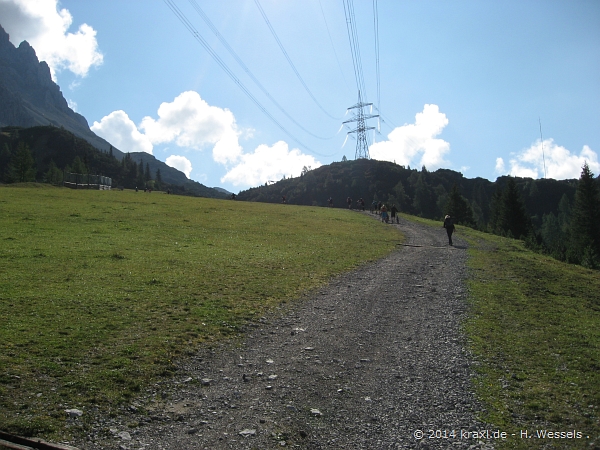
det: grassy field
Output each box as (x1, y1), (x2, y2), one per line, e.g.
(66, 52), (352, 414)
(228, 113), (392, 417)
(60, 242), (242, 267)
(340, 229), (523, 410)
(0, 185), (402, 439)
(402, 214), (600, 449)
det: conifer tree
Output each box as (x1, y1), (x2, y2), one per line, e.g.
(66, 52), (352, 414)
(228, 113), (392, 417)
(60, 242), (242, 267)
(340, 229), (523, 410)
(45, 160), (62, 185)
(412, 173), (437, 218)
(155, 169), (162, 190)
(72, 156), (87, 174)
(497, 177), (530, 239)
(444, 184), (475, 225)
(0, 143), (12, 182)
(136, 161), (146, 188)
(488, 189), (503, 232)
(570, 163), (600, 267)
(145, 162), (151, 181)
(10, 142), (36, 182)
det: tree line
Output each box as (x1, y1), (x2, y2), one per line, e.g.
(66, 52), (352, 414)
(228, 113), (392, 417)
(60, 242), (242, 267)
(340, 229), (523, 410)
(0, 126), (163, 190)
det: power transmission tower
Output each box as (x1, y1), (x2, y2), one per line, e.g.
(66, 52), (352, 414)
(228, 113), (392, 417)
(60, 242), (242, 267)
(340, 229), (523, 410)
(343, 91), (379, 159)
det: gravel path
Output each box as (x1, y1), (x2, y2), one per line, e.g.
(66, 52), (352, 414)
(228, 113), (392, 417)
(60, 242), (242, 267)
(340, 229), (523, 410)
(80, 215), (492, 449)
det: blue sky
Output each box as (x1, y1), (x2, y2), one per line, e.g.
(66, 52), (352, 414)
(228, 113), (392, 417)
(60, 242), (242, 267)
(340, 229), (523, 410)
(1, 0), (599, 192)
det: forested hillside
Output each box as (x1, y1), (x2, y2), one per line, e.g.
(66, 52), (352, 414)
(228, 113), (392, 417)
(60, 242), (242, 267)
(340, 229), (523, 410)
(0, 126), (228, 198)
(238, 159), (600, 268)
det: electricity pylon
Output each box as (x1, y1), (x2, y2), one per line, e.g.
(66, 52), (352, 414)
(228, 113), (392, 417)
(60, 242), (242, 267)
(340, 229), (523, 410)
(343, 91), (379, 160)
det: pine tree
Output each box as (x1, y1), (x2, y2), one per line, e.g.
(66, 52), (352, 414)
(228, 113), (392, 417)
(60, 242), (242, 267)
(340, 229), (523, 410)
(45, 160), (63, 185)
(72, 156), (87, 174)
(444, 184), (475, 225)
(412, 173), (437, 218)
(155, 169), (162, 190)
(145, 162), (151, 181)
(136, 161), (146, 188)
(0, 143), (12, 182)
(497, 177), (530, 239)
(10, 142), (36, 182)
(570, 163), (600, 267)
(557, 193), (571, 232)
(488, 189), (503, 232)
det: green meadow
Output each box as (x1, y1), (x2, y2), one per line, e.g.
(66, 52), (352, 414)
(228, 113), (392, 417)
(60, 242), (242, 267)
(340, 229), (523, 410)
(0, 185), (401, 438)
(1, 186), (598, 447)
(403, 214), (600, 449)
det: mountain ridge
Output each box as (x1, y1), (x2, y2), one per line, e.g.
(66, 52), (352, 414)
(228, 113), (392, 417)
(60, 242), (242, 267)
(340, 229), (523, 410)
(0, 24), (123, 156)
(0, 23), (227, 198)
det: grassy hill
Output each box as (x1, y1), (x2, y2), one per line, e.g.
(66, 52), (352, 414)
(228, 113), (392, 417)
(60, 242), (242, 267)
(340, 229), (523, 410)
(0, 184), (401, 438)
(0, 185), (597, 447)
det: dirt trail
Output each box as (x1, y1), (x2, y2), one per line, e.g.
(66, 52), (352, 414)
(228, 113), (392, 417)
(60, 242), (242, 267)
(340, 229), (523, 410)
(81, 215), (492, 449)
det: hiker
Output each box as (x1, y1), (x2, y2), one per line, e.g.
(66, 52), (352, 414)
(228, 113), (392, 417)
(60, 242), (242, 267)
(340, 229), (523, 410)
(328, 197), (333, 207)
(443, 215), (455, 246)
(282, 195), (286, 204)
(371, 200), (377, 214)
(347, 197), (352, 209)
(377, 201), (382, 215)
(359, 198), (365, 211)
(381, 204), (389, 222)
(390, 204), (399, 223)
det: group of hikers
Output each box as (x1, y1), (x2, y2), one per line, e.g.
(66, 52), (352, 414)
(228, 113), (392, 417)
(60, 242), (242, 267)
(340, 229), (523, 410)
(341, 196), (456, 246)
(284, 193), (456, 246)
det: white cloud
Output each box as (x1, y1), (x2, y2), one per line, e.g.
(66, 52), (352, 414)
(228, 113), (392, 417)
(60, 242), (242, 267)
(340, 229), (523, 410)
(496, 139), (599, 179)
(91, 110), (153, 154)
(369, 104), (450, 170)
(139, 91), (242, 164)
(495, 157), (505, 173)
(165, 155), (192, 179)
(0, 0), (103, 79)
(221, 141), (321, 186)
(91, 92), (320, 187)
(66, 98), (77, 112)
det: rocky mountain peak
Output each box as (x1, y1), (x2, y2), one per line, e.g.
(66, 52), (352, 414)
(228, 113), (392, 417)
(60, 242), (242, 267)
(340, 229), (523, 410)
(0, 23), (119, 154)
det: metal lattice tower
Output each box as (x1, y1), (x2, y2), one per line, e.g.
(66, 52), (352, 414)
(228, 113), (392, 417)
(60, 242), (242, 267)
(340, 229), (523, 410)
(343, 91), (379, 159)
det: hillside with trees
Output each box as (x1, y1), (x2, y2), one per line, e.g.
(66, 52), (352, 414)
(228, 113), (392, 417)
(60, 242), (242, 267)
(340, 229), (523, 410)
(238, 159), (599, 269)
(0, 126), (228, 199)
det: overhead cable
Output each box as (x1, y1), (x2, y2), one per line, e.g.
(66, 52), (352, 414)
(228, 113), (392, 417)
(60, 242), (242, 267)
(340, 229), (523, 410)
(343, 0), (367, 101)
(163, 0), (324, 156)
(186, 0), (335, 140)
(253, 0), (343, 120)
(318, 0), (351, 92)
(373, 0), (380, 117)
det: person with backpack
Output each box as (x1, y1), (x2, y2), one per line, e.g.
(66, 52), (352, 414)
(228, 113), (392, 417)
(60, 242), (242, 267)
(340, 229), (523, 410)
(443, 215), (455, 246)
(390, 204), (399, 224)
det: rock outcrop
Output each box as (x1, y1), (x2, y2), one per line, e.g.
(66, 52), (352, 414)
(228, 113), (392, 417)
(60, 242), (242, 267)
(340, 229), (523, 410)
(0, 24), (121, 156)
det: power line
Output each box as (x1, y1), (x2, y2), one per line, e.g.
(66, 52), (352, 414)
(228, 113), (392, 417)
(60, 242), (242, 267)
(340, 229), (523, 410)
(317, 0), (351, 92)
(343, 0), (378, 159)
(186, 0), (334, 140)
(164, 0), (335, 157)
(373, 0), (380, 116)
(253, 0), (342, 121)
(343, 0), (366, 99)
